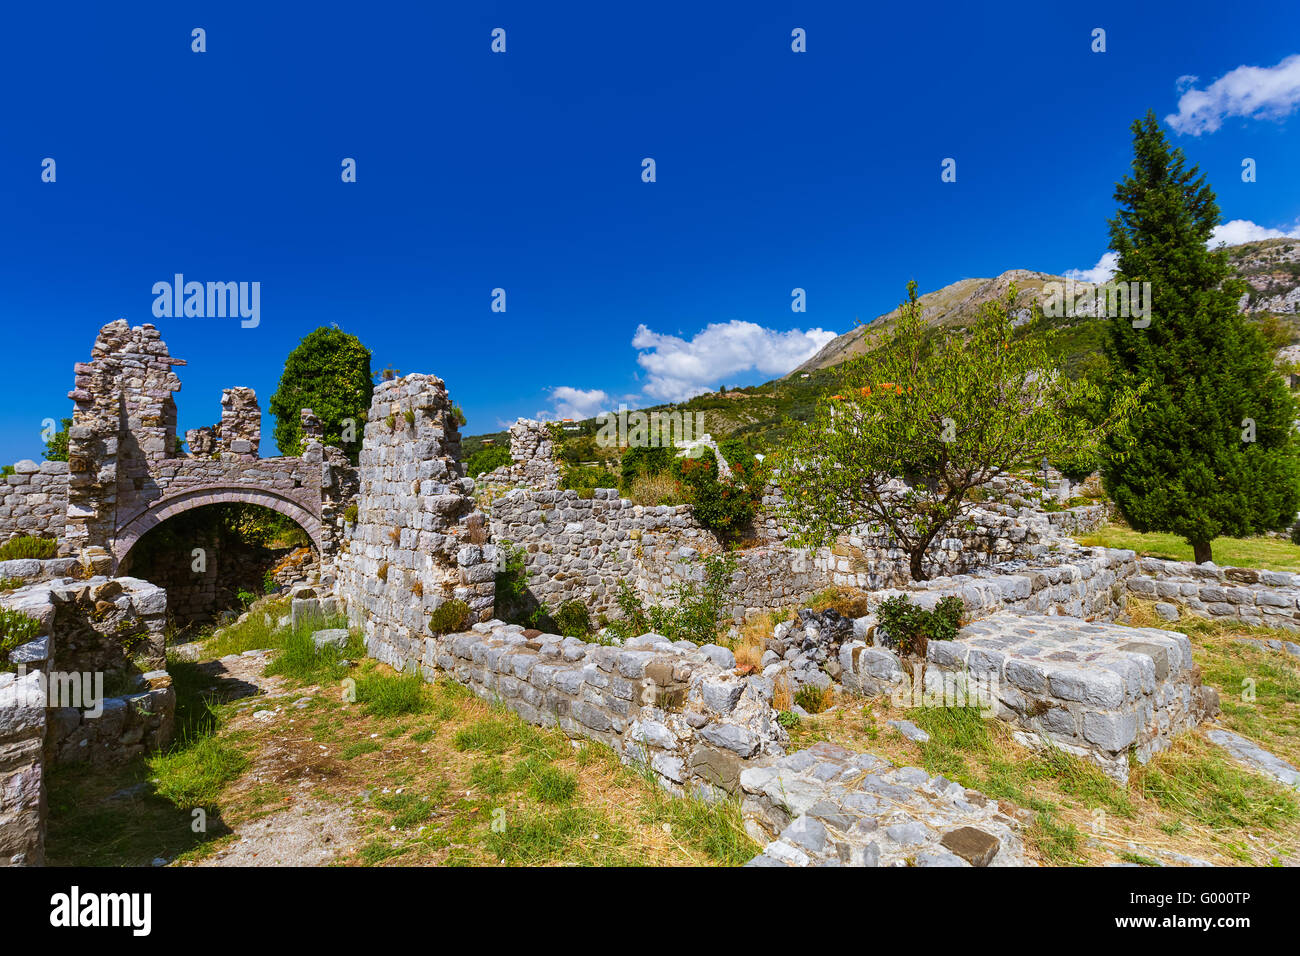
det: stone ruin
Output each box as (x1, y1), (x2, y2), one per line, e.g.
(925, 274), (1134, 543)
(333, 373), (496, 667)
(1, 320), (1289, 868)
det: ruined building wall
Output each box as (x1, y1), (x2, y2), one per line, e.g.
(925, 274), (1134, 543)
(336, 374), (496, 668)
(65, 321), (186, 555)
(477, 418), (561, 492)
(0, 460), (69, 543)
(61, 321), (358, 573)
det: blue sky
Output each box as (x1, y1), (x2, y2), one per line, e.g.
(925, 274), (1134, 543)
(2, 1), (1299, 462)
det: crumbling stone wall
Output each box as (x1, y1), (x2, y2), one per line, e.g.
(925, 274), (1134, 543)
(219, 387), (260, 459)
(1126, 557), (1300, 630)
(63, 321), (357, 574)
(0, 573), (174, 865)
(489, 482), (1113, 623)
(838, 610), (1218, 782)
(65, 321), (185, 556)
(337, 374), (496, 664)
(425, 622), (788, 795)
(0, 460), (68, 542)
(477, 418), (560, 491)
(0, 671), (45, 865)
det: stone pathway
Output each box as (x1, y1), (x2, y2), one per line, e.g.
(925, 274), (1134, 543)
(1205, 728), (1300, 790)
(191, 799), (358, 867)
(741, 741), (1030, 867)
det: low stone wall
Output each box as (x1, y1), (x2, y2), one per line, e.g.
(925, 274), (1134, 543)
(0, 556), (85, 585)
(491, 487), (1115, 624)
(839, 611), (1219, 781)
(0, 460), (68, 544)
(1125, 557), (1300, 630)
(865, 547), (1137, 622)
(742, 741), (1029, 867)
(0, 575), (175, 865)
(0, 670), (46, 865)
(390, 620), (788, 795)
(1, 576), (174, 767)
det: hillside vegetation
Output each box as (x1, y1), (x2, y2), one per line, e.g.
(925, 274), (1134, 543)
(465, 240), (1300, 458)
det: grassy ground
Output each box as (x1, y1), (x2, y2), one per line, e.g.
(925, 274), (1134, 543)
(46, 600), (756, 867)
(781, 599), (1300, 866)
(1076, 522), (1300, 571)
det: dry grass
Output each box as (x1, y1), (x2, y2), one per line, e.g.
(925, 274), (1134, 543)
(628, 471), (685, 507)
(808, 585), (872, 618)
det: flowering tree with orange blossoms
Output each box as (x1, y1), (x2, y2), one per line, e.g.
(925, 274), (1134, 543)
(777, 281), (1142, 581)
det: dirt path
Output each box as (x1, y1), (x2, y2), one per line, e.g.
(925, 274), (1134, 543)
(183, 648), (365, 867)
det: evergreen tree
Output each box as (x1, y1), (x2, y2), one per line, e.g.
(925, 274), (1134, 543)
(43, 417), (71, 462)
(269, 327), (373, 461)
(1100, 111), (1300, 563)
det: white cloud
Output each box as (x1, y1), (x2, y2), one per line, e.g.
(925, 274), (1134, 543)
(631, 320), (838, 402)
(1064, 251), (1118, 284)
(1166, 54), (1300, 135)
(1069, 220), (1300, 278)
(539, 386), (611, 421)
(1210, 218), (1300, 246)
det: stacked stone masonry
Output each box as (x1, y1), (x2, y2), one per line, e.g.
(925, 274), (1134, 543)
(0, 460), (68, 543)
(1, 573), (175, 866)
(742, 741), (1029, 866)
(839, 610), (1219, 781)
(336, 374), (496, 660)
(63, 321), (357, 571)
(394, 620), (788, 795)
(1126, 557), (1300, 631)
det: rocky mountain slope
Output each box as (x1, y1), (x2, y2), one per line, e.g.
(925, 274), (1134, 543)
(792, 238), (1300, 376)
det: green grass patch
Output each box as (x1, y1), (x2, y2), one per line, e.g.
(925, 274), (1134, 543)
(147, 735), (251, 807)
(1134, 743), (1300, 831)
(264, 617), (364, 685)
(342, 740), (382, 759)
(1076, 523), (1300, 572)
(199, 597), (291, 657)
(483, 805), (633, 866)
(356, 669), (429, 718)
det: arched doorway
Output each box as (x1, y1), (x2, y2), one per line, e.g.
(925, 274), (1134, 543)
(118, 500), (319, 626)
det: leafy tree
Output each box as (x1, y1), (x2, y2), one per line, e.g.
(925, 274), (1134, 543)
(270, 327), (373, 461)
(778, 282), (1138, 581)
(1100, 112), (1300, 564)
(43, 417), (71, 462)
(466, 445), (511, 477)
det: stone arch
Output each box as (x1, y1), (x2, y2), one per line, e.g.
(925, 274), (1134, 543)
(112, 485), (324, 570)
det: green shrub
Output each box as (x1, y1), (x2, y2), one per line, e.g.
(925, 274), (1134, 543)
(619, 446), (674, 495)
(875, 594), (965, 656)
(428, 599), (470, 635)
(673, 451), (764, 543)
(0, 607), (42, 671)
(560, 464), (617, 498)
(554, 600), (592, 639)
(466, 445), (511, 477)
(0, 536), (58, 561)
(607, 553), (736, 646)
(344, 503), (358, 524)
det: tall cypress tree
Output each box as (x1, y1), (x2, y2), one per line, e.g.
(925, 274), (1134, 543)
(1101, 111), (1300, 563)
